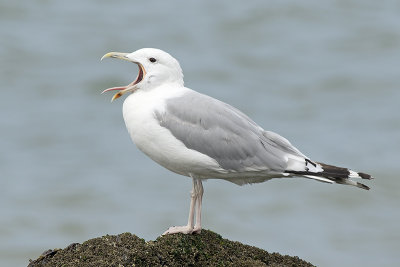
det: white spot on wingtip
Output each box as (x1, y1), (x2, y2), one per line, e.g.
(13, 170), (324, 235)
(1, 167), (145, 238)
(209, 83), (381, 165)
(349, 170), (361, 178)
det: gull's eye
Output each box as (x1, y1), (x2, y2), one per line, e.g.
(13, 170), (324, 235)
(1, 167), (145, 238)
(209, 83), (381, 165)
(149, 57), (157, 63)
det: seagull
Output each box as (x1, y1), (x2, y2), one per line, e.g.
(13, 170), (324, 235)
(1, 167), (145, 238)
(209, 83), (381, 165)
(101, 48), (372, 235)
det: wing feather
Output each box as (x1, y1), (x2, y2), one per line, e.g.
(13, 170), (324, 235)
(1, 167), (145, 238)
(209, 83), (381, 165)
(154, 90), (305, 174)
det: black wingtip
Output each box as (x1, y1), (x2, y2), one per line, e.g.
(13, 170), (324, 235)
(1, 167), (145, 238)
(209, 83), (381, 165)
(358, 172), (373, 180)
(356, 182), (370, 190)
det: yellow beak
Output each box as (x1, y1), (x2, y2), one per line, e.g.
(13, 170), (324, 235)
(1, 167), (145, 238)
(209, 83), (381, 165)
(101, 52), (145, 102)
(101, 52), (130, 61)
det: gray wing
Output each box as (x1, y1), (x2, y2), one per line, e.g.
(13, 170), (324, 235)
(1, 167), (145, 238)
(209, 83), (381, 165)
(154, 90), (305, 173)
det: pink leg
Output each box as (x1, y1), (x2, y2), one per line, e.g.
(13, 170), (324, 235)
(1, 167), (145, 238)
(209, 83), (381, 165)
(193, 179), (203, 233)
(163, 177), (203, 235)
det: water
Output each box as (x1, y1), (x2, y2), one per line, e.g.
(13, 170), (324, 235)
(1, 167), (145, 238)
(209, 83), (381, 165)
(1, 1), (399, 266)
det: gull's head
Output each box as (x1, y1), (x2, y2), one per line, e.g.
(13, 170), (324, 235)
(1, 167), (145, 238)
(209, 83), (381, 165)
(101, 48), (184, 101)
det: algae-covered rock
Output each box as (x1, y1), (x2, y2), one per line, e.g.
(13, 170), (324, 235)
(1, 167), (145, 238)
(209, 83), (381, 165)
(28, 230), (314, 267)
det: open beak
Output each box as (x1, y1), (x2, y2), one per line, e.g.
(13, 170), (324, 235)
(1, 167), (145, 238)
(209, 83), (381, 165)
(101, 52), (146, 102)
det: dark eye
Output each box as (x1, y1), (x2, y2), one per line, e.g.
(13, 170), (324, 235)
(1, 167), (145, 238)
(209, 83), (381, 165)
(149, 57), (156, 63)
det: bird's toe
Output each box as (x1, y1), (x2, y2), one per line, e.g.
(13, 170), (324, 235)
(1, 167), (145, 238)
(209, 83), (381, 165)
(162, 225), (194, 235)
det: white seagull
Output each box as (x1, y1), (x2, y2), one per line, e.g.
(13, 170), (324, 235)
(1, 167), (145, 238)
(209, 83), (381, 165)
(101, 48), (372, 235)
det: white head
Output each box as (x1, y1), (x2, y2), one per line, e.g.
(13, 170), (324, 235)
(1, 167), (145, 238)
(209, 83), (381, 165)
(101, 48), (184, 101)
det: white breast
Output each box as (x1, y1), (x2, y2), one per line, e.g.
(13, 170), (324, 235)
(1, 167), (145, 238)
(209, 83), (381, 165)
(122, 85), (223, 178)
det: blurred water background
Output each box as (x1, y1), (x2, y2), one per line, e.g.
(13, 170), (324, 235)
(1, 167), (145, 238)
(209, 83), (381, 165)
(1, 1), (399, 266)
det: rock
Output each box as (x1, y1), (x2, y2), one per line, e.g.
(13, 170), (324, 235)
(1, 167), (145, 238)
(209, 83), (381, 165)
(28, 230), (314, 267)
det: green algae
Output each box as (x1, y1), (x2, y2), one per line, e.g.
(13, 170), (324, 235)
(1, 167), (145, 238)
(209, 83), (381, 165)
(28, 230), (314, 267)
